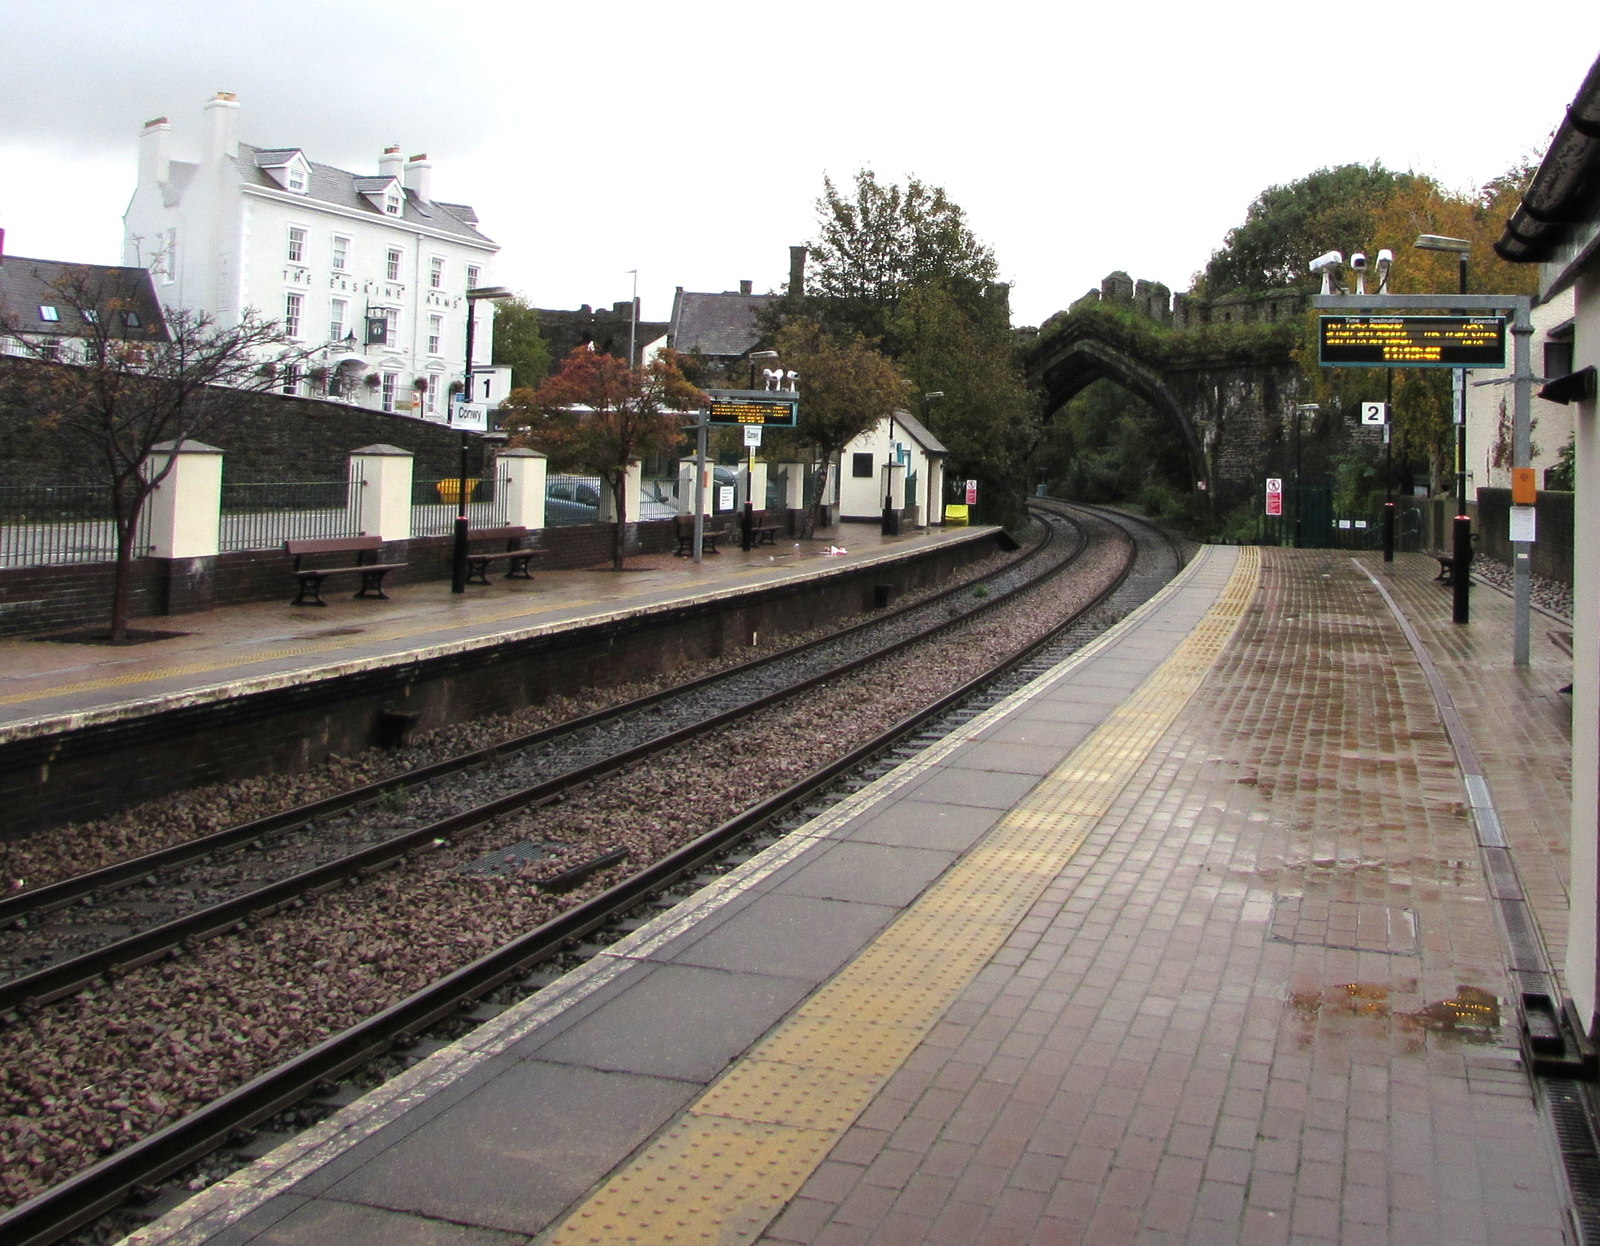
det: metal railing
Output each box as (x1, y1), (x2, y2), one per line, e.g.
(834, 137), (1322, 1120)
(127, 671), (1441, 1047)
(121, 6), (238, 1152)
(219, 477), (362, 552)
(412, 473), (509, 535)
(0, 484), (152, 569)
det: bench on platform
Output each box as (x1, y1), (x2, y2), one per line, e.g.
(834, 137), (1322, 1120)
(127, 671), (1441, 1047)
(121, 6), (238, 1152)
(674, 514), (728, 556)
(285, 536), (406, 606)
(464, 526), (546, 584)
(744, 508), (782, 546)
(1429, 551), (1472, 586)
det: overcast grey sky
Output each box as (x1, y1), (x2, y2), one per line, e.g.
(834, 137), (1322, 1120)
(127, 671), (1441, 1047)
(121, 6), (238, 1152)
(3, 1), (1596, 328)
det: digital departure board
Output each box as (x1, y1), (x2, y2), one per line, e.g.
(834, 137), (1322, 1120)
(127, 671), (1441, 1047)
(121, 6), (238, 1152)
(705, 396), (798, 427)
(1319, 316), (1506, 368)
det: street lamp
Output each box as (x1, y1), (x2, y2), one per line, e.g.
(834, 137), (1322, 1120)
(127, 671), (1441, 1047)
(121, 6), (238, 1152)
(1414, 233), (1472, 623)
(452, 285), (512, 593)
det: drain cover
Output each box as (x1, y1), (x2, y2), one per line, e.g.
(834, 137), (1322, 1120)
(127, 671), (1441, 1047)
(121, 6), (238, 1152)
(459, 840), (560, 877)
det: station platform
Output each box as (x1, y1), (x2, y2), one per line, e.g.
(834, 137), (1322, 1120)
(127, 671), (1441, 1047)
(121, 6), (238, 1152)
(115, 545), (1579, 1246)
(0, 522), (982, 742)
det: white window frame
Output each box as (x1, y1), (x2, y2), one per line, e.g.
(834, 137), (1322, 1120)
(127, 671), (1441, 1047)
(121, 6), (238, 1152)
(383, 307), (400, 348)
(427, 314), (443, 355)
(331, 234), (350, 272)
(429, 256), (445, 289)
(287, 164), (307, 193)
(466, 264), (481, 290)
(386, 248), (403, 282)
(38, 305), (59, 322)
(384, 190), (402, 216)
(281, 363), (301, 396)
(285, 292), (303, 339)
(380, 371), (398, 411)
(329, 297), (348, 342)
(287, 225), (307, 264)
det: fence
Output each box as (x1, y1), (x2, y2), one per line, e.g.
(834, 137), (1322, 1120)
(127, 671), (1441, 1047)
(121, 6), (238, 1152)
(412, 472), (510, 535)
(219, 474), (363, 552)
(0, 483), (152, 569)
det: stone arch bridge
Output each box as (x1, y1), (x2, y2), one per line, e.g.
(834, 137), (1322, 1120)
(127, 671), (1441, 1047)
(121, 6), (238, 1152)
(1023, 299), (1309, 511)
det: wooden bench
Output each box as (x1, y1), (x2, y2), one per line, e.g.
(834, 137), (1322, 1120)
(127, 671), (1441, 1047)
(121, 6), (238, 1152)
(745, 508), (782, 546)
(464, 525), (547, 584)
(674, 514), (728, 556)
(285, 536), (406, 606)
(1429, 551), (1472, 585)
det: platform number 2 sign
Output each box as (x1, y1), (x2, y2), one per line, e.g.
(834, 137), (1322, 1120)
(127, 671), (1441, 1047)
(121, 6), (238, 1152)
(1361, 402), (1389, 426)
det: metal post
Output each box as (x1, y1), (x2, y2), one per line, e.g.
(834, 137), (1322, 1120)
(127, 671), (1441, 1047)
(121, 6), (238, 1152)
(1452, 251), (1471, 625)
(1382, 370), (1395, 562)
(742, 442), (755, 551)
(882, 415), (896, 536)
(692, 409), (707, 565)
(1511, 306), (1534, 664)
(452, 301), (477, 594)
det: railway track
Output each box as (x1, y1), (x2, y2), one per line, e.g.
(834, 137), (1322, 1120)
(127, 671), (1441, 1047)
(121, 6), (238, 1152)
(0, 502), (1181, 1246)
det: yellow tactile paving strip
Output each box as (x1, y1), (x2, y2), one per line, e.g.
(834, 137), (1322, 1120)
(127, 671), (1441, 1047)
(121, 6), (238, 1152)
(548, 549), (1260, 1245)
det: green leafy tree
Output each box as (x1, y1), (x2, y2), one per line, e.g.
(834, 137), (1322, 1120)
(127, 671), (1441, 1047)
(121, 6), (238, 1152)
(806, 170), (999, 345)
(1198, 163), (1420, 295)
(500, 347), (701, 569)
(889, 282), (1036, 528)
(0, 265), (299, 642)
(773, 319), (905, 537)
(491, 296), (552, 391)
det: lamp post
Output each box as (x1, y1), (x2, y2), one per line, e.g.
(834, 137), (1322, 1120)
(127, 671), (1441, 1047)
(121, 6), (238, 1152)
(626, 269), (638, 367)
(1414, 233), (1472, 623)
(452, 285), (512, 593)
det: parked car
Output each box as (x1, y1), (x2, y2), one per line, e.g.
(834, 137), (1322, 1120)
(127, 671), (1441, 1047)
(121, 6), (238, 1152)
(545, 477), (675, 526)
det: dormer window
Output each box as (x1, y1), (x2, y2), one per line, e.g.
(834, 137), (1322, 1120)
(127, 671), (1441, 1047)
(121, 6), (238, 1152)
(258, 150), (312, 195)
(385, 190), (402, 216)
(38, 305), (60, 322)
(123, 311), (142, 329)
(82, 309), (99, 324)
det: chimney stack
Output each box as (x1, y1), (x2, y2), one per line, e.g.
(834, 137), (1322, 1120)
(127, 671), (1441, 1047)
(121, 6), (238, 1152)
(140, 116), (172, 187)
(379, 145), (404, 182)
(403, 152), (432, 202)
(789, 245), (807, 298)
(739, 280), (753, 295)
(204, 91), (239, 160)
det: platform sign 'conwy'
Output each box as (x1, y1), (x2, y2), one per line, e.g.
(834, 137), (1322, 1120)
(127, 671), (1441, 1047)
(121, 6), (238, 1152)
(1319, 316), (1506, 368)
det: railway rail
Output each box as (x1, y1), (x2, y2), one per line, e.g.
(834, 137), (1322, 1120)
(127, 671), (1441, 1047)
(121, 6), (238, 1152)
(0, 501), (1183, 1246)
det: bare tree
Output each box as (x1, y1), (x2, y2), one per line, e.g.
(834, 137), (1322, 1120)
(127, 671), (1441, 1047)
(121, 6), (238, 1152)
(0, 264), (301, 641)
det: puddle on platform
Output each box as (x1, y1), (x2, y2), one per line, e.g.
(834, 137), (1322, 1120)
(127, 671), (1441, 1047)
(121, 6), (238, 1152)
(1288, 982), (1501, 1048)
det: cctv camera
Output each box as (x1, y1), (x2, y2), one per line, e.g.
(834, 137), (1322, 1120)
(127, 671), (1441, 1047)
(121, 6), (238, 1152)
(1308, 250), (1343, 273)
(1350, 252), (1368, 270)
(1375, 249), (1393, 268)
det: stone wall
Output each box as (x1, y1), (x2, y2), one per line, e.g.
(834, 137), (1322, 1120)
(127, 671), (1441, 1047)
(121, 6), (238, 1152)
(0, 357), (492, 485)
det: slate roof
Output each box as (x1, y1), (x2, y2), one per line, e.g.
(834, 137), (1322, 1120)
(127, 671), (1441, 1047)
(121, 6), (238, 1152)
(232, 143), (495, 246)
(669, 289), (779, 359)
(892, 407), (948, 456)
(0, 256), (168, 340)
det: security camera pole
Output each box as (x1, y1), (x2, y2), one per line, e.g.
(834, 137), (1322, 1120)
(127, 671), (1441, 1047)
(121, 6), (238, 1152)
(1314, 282), (1535, 656)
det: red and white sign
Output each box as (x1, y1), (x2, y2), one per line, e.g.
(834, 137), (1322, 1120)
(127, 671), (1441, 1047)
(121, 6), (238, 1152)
(1265, 477), (1283, 517)
(964, 479), (978, 505)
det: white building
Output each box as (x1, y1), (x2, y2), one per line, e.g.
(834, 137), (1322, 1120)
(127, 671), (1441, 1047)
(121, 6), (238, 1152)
(123, 92), (504, 418)
(836, 409), (948, 528)
(1464, 290), (1576, 490)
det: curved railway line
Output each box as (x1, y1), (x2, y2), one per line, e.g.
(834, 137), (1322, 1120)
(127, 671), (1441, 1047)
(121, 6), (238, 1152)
(0, 501), (1185, 1246)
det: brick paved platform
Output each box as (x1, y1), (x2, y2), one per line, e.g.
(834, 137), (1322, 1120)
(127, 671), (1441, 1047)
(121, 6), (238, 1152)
(120, 548), (1581, 1246)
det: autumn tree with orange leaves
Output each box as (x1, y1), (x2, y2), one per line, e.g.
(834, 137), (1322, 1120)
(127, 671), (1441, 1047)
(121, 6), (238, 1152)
(500, 347), (703, 568)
